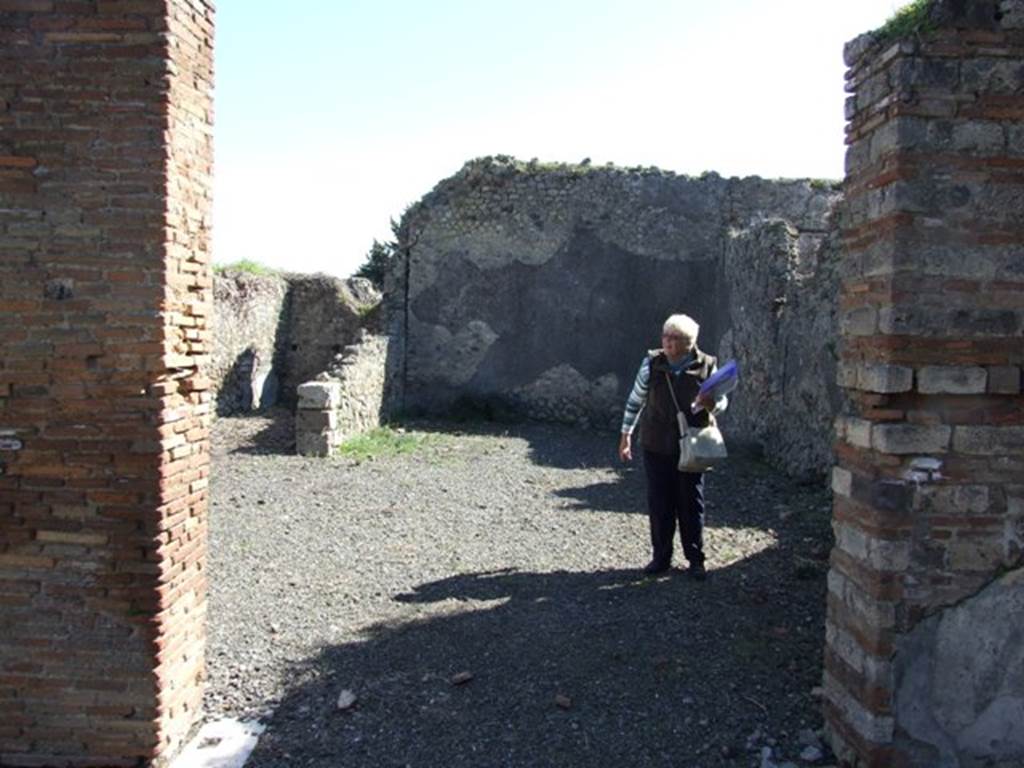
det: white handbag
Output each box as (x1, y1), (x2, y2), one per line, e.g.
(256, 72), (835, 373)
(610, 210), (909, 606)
(665, 373), (728, 472)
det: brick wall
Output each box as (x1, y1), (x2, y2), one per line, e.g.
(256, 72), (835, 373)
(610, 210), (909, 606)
(0, 1), (213, 765)
(827, 1), (1023, 765)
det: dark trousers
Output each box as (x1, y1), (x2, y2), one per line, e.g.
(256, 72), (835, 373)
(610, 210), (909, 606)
(643, 449), (705, 567)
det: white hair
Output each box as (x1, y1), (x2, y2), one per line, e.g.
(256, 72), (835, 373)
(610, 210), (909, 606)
(663, 314), (699, 347)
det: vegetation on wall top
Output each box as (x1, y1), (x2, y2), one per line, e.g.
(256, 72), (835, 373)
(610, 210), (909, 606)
(873, 0), (936, 43)
(213, 259), (277, 276)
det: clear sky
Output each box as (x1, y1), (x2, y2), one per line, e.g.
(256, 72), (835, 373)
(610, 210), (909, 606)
(212, 1), (906, 278)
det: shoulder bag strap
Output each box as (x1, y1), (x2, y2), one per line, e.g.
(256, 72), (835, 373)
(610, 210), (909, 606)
(664, 372), (688, 436)
(664, 371), (717, 430)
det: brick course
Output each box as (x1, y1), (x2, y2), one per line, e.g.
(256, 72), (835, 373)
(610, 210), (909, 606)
(0, 1), (213, 765)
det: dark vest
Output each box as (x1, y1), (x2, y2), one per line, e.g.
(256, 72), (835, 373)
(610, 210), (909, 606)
(638, 349), (717, 455)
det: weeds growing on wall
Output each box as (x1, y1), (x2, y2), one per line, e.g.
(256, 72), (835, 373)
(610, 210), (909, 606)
(213, 259), (277, 276)
(336, 427), (431, 461)
(874, 0), (935, 43)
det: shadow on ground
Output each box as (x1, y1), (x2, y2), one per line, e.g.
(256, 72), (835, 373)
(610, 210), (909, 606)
(240, 422), (833, 768)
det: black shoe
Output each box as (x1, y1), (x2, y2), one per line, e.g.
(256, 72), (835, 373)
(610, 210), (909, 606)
(642, 560), (671, 576)
(688, 562), (707, 581)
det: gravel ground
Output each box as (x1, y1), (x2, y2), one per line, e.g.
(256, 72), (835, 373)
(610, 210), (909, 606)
(205, 409), (836, 768)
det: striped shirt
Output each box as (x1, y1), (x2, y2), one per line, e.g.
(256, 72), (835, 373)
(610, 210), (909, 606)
(620, 353), (728, 434)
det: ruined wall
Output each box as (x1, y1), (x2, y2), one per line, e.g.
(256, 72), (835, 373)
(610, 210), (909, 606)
(720, 219), (845, 479)
(280, 275), (380, 406)
(0, 1), (213, 765)
(212, 271), (289, 414)
(210, 272), (380, 416)
(295, 330), (390, 456)
(826, 2), (1024, 765)
(389, 157), (841, 475)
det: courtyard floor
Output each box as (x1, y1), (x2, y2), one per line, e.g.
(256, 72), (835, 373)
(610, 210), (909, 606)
(204, 409), (835, 768)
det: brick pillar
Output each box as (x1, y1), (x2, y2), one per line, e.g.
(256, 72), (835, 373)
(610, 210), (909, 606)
(827, 2), (1023, 766)
(0, 1), (213, 765)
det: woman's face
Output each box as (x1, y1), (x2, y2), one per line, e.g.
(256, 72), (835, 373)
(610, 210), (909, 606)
(661, 330), (692, 361)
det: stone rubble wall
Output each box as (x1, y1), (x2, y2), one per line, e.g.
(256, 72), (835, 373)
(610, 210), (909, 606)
(825, 2), (1024, 765)
(212, 271), (290, 414)
(210, 272), (381, 418)
(719, 219), (844, 480)
(387, 157), (842, 477)
(295, 332), (390, 457)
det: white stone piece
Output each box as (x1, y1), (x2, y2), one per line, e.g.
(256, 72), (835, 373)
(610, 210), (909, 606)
(170, 718), (266, 768)
(297, 381), (342, 409)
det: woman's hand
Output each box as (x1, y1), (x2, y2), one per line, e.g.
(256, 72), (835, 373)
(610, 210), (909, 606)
(618, 433), (633, 462)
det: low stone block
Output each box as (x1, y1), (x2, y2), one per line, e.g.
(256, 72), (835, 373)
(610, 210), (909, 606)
(871, 424), (951, 454)
(296, 430), (331, 458)
(297, 380), (342, 410)
(296, 409), (337, 432)
(859, 364), (913, 393)
(988, 366), (1021, 395)
(917, 366), (987, 395)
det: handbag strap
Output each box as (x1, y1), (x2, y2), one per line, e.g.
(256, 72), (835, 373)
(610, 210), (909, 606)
(664, 372), (684, 416)
(663, 371), (716, 430)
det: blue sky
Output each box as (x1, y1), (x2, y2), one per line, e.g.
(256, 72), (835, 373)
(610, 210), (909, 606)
(213, 1), (907, 277)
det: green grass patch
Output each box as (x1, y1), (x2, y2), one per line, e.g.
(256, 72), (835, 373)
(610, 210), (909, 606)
(874, 0), (935, 43)
(337, 427), (430, 461)
(213, 259), (277, 276)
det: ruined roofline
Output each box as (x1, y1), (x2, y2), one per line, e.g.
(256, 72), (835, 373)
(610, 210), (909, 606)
(444, 153), (841, 187)
(396, 153), (842, 240)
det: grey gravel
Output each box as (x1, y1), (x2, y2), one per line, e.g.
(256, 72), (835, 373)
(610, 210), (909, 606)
(204, 409), (836, 767)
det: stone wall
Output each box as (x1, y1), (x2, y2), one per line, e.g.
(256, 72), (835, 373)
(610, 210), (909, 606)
(720, 219), (844, 479)
(281, 275), (380, 407)
(210, 272), (380, 416)
(387, 157), (842, 476)
(294, 330), (390, 457)
(0, 1), (213, 765)
(825, 2), (1024, 765)
(212, 271), (289, 414)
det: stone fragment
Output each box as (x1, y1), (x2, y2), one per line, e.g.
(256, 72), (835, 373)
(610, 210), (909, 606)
(336, 689), (357, 711)
(800, 744), (824, 763)
(554, 693), (572, 710)
(450, 671), (473, 686)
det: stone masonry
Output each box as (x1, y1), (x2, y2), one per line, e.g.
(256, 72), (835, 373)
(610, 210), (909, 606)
(295, 330), (390, 457)
(211, 271), (380, 417)
(388, 157), (842, 476)
(211, 270), (289, 414)
(0, 2), (213, 765)
(826, 2), (1024, 765)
